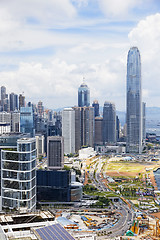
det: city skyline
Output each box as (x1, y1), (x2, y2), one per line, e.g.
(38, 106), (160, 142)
(0, 1), (160, 110)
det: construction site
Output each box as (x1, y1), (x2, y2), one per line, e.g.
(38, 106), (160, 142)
(0, 209), (160, 239)
(125, 212), (160, 240)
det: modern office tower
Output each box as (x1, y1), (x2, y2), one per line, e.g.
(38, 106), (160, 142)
(72, 107), (81, 152)
(78, 81), (90, 107)
(116, 116), (120, 142)
(142, 102), (146, 142)
(73, 106), (94, 150)
(92, 100), (99, 117)
(20, 106), (35, 137)
(1, 86), (6, 111)
(94, 117), (103, 145)
(9, 93), (18, 112)
(3, 98), (10, 112)
(1, 138), (36, 211)
(62, 108), (75, 154)
(47, 136), (64, 170)
(35, 134), (45, 157)
(37, 170), (71, 202)
(0, 112), (11, 123)
(37, 100), (44, 118)
(19, 94), (25, 110)
(11, 111), (20, 132)
(82, 107), (95, 147)
(48, 110), (53, 122)
(0, 133), (30, 197)
(103, 101), (116, 144)
(126, 47), (142, 153)
(0, 112), (11, 134)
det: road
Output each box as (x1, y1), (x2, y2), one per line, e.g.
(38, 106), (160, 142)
(86, 156), (135, 238)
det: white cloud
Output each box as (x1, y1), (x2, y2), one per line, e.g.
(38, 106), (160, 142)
(1, 0), (76, 24)
(71, 0), (88, 8)
(0, 56), (126, 110)
(98, 0), (144, 17)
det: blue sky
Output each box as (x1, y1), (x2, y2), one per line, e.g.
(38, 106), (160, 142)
(0, 0), (160, 110)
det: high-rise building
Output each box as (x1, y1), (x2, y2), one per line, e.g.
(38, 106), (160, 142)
(1, 138), (36, 211)
(82, 107), (95, 147)
(37, 100), (44, 118)
(72, 107), (82, 152)
(103, 101), (116, 144)
(0, 112), (11, 134)
(9, 93), (18, 112)
(78, 82), (90, 107)
(0, 112), (11, 123)
(48, 110), (53, 122)
(37, 170), (71, 202)
(126, 47), (142, 153)
(19, 94), (25, 110)
(1, 86), (6, 111)
(62, 108), (75, 154)
(95, 117), (103, 145)
(92, 100), (99, 117)
(47, 136), (64, 170)
(35, 134), (45, 157)
(20, 106), (35, 137)
(72, 106), (94, 150)
(142, 102), (146, 142)
(116, 116), (120, 142)
(11, 111), (20, 132)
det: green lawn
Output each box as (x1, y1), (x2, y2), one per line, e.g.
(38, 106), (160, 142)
(105, 162), (145, 173)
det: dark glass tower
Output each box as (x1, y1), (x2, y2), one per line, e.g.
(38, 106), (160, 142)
(10, 93), (18, 111)
(92, 100), (99, 117)
(103, 101), (116, 144)
(126, 47), (142, 153)
(20, 106), (35, 137)
(78, 82), (90, 107)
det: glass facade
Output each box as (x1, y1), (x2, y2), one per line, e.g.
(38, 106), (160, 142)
(1, 138), (36, 211)
(78, 83), (90, 107)
(20, 107), (35, 137)
(37, 170), (71, 202)
(126, 47), (142, 153)
(103, 102), (116, 143)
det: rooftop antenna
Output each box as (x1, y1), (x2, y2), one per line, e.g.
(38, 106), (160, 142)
(83, 76), (85, 83)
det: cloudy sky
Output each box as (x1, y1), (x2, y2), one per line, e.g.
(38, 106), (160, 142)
(0, 0), (160, 110)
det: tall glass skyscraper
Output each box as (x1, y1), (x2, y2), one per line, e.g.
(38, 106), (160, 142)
(20, 106), (35, 137)
(78, 82), (90, 107)
(103, 101), (116, 144)
(126, 47), (142, 153)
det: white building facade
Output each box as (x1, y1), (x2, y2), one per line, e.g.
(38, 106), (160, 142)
(62, 108), (75, 154)
(35, 134), (45, 157)
(1, 138), (36, 211)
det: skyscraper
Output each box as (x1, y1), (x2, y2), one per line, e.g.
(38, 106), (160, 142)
(92, 100), (99, 117)
(72, 106), (95, 151)
(47, 136), (64, 170)
(142, 102), (146, 142)
(1, 86), (6, 111)
(10, 93), (18, 111)
(95, 116), (103, 145)
(62, 108), (75, 154)
(126, 47), (142, 153)
(78, 81), (90, 107)
(1, 138), (36, 211)
(20, 106), (35, 137)
(19, 93), (25, 110)
(37, 100), (44, 118)
(103, 101), (116, 144)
